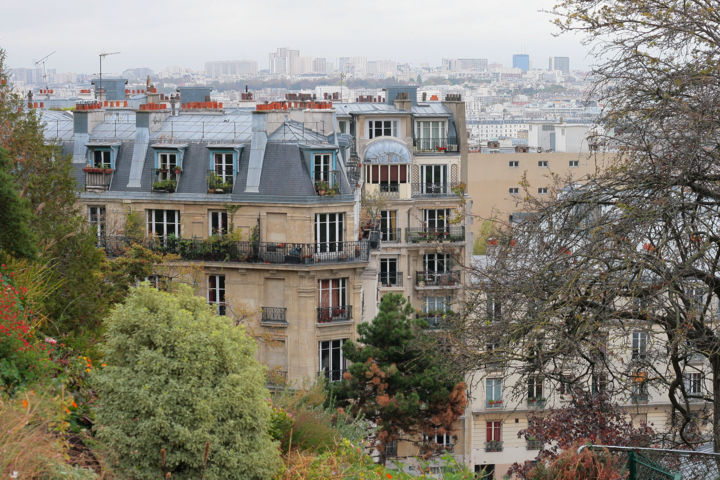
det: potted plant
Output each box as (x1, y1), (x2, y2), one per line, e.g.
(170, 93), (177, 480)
(173, 165), (183, 175)
(315, 180), (329, 195)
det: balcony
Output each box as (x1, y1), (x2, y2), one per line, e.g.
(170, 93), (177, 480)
(486, 399), (504, 409)
(146, 237), (369, 265)
(411, 182), (460, 197)
(377, 183), (400, 199)
(320, 368), (346, 382)
(151, 168), (179, 193)
(267, 369), (288, 387)
(379, 271), (403, 288)
(526, 439), (544, 450)
(317, 305), (352, 324)
(83, 167), (113, 191)
(261, 307), (287, 326)
(526, 397), (546, 409)
(207, 170), (234, 194)
(413, 137), (460, 154)
(631, 392), (649, 404)
(314, 171), (340, 196)
(380, 228), (401, 243)
(485, 440), (503, 453)
(416, 271), (461, 288)
(406, 227), (464, 244)
(418, 311), (451, 329)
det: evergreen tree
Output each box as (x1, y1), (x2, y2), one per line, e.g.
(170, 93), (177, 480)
(93, 284), (282, 480)
(0, 147), (36, 259)
(333, 293), (466, 464)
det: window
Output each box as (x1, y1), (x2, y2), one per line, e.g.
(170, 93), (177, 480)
(208, 274), (226, 315)
(486, 378), (502, 407)
(385, 439), (398, 457)
(368, 119), (398, 139)
(313, 153), (332, 184)
(420, 164), (448, 194)
(538, 160), (548, 167)
(632, 332), (648, 360)
(424, 432), (452, 449)
(423, 296), (451, 327)
(157, 152), (177, 181)
(424, 252), (450, 276)
(338, 120), (348, 134)
(509, 160), (519, 167)
(509, 187), (519, 195)
(319, 339), (346, 381)
(380, 258), (399, 287)
(423, 209), (451, 232)
(147, 210), (180, 240)
(569, 160), (579, 167)
(415, 120), (446, 151)
(212, 151), (234, 184)
(486, 295), (501, 322)
(144, 275), (168, 290)
(318, 278), (348, 322)
(527, 376), (543, 401)
(88, 206), (106, 246)
(591, 373), (608, 394)
(486, 421), (502, 449)
(92, 149), (111, 168)
(685, 372), (702, 395)
(209, 210), (228, 236)
(315, 213), (344, 253)
(379, 210), (397, 241)
(538, 187), (548, 194)
(631, 370), (649, 400)
(365, 164), (408, 190)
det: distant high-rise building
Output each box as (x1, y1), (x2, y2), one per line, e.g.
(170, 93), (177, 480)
(338, 57), (367, 76)
(205, 61), (258, 78)
(451, 58), (488, 72)
(269, 48), (300, 75)
(367, 60), (398, 78)
(512, 54), (530, 72)
(549, 56), (570, 74)
(312, 57), (327, 75)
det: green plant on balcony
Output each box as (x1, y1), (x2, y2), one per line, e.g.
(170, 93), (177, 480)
(315, 180), (339, 196)
(152, 178), (177, 192)
(207, 172), (232, 193)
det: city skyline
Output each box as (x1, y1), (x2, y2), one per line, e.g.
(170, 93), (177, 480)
(1, 0), (590, 74)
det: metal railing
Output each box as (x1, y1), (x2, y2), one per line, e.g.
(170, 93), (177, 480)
(314, 170), (340, 196)
(267, 370), (288, 386)
(486, 399), (504, 409)
(261, 307), (287, 324)
(411, 182), (460, 197)
(84, 170), (113, 191)
(415, 271), (461, 287)
(151, 168), (179, 192)
(526, 397), (546, 409)
(379, 271), (403, 288)
(380, 228), (401, 243)
(527, 439), (544, 450)
(631, 392), (649, 404)
(406, 227), (465, 243)
(317, 305), (352, 323)
(413, 137), (460, 153)
(144, 237), (369, 265)
(418, 312), (449, 329)
(320, 368), (346, 383)
(207, 169), (234, 193)
(485, 440), (503, 452)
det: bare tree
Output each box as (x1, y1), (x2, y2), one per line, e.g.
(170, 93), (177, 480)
(457, 0), (720, 452)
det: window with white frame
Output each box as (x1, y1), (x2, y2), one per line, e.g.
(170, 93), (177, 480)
(486, 378), (502, 406)
(509, 187), (519, 195)
(486, 421), (502, 442)
(423, 208), (450, 232)
(538, 187), (548, 194)
(379, 210), (397, 241)
(509, 160), (519, 167)
(486, 294), (501, 321)
(379, 258), (399, 287)
(423, 296), (452, 327)
(147, 210), (180, 239)
(338, 120), (348, 134)
(368, 119), (398, 139)
(569, 160), (579, 167)
(92, 149), (111, 168)
(632, 370), (649, 398)
(415, 120), (446, 151)
(313, 153), (332, 184)
(157, 152), (177, 181)
(538, 160), (548, 167)
(527, 376), (543, 401)
(209, 210), (228, 236)
(143, 275), (168, 290)
(424, 431), (453, 449)
(318, 278), (347, 322)
(591, 372), (608, 394)
(365, 164), (408, 191)
(319, 339), (346, 381)
(208, 274), (226, 316)
(315, 213), (344, 253)
(212, 151), (234, 184)
(88, 206), (105, 245)
(632, 331), (648, 360)
(685, 371), (703, 395)
(424, 253), (449, 276)
(420, 164), (449, 194)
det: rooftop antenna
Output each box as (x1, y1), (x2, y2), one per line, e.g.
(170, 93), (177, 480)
(339, 72), (345, 103)
(98, 51), (120, 101)
(34, 51), (55, 92)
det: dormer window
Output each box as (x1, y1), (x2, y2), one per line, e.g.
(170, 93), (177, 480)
(207, 148), (238, 194)
(368, 119), (398, 139)
(93, 149), (112, 169)
(213, 152), (234, 184)
(314, 153), (332, 183)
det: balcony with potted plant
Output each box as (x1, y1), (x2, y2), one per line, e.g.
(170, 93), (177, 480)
(526, 396), (546, 409)
(486, 398), (504, 409)
(485, 440), (503, 452)
(83, 164), (114, 191)
(207, 171), (234, 194)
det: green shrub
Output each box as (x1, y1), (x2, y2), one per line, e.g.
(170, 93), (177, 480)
(92, 284), (282, 480)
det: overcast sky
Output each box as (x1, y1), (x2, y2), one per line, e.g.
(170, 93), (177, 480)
(1, 0), (591, 74)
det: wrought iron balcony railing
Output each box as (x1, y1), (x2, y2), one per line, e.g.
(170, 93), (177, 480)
(411, 182), (460, 197)
(486, 399), (504, 409)
(378, 271), (403, 288)
(317, 305), (352, 324)
(151, 168), (179, 192)
(526, 397), (546, 409)
(415, 271), (461, 287)
(526, 439), (544, 450)
(485, 440), (503, 452)
(406, 227), (465, 243)
(207, 169), (234, 193)
(413, 137), (460, 153)
(261, 306), (287, 324)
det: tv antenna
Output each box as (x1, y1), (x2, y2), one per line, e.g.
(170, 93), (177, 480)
(34, 51), (55, 92)
(98, 51), (120, 101)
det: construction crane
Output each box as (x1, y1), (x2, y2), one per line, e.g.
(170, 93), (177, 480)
(98, 51), (120, 101)
(34, 51), (55, 93)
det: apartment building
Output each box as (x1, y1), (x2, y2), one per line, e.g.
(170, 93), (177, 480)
(40, 85), (472, 400)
